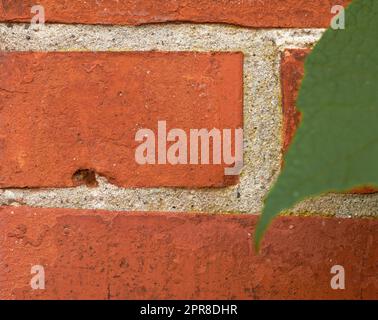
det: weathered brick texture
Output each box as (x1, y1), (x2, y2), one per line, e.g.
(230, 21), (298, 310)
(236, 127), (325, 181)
(0, 0), (376, 301)
(0, 51), (242, 188)
(0, 0), (350, 27)
(0, 206), (376, 300)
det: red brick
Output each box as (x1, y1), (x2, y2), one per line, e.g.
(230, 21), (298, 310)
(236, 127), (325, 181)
(281, 49), (377, 194)
(281, 49), (310, 154)
(1, 0), (351, 28)
(361, 230), (378, 299)
(0, 51), (243, 188)
(0, 206), (376, 300)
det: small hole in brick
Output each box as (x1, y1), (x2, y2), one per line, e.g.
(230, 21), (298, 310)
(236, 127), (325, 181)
(72, 169), (98, 188)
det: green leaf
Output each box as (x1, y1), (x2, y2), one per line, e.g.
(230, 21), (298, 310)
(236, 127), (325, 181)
(255, 0), (378, 249)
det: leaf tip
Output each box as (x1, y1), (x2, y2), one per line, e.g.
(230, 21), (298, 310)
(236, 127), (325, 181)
(254, 215), (270, 254)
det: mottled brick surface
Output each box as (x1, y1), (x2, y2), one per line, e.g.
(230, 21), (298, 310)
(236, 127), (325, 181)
(0, 51), (243, 188)
(0, 0), (351, 27)
(0, 206), (376, 300)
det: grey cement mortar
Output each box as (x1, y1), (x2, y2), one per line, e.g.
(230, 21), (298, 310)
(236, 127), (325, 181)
(0, 23), (377, 218)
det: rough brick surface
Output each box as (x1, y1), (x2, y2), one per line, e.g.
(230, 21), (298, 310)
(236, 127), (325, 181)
(0, 51), (243, 188)
(281, 49), (377, 194)
(0, 0), (351, 28)
(281, 49), (310, 154)
(0, 206), (376, 300)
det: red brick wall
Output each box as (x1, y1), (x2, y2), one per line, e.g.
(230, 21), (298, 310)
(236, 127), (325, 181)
(0, 0), (376, 300)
